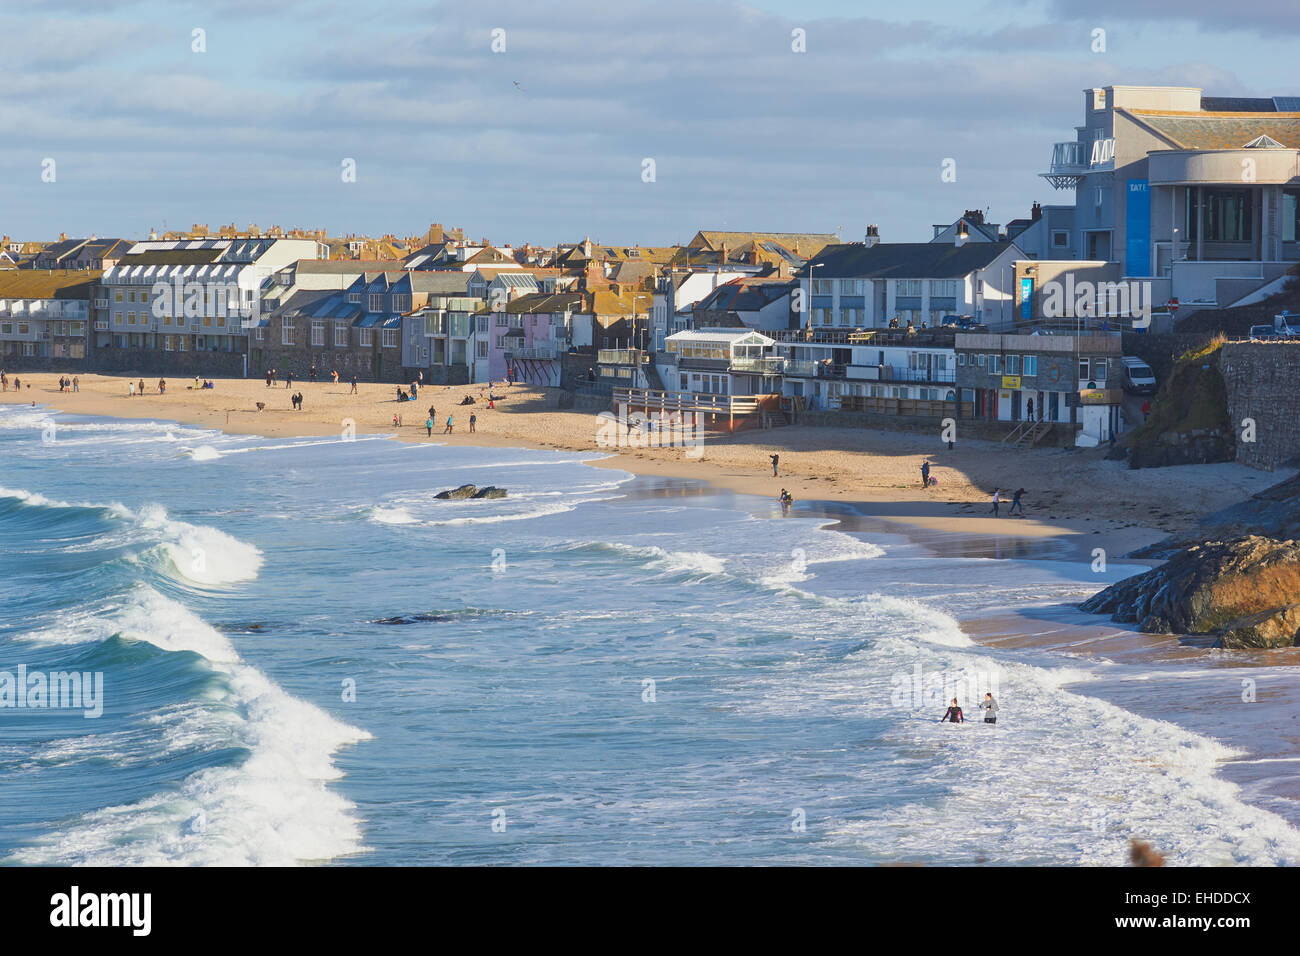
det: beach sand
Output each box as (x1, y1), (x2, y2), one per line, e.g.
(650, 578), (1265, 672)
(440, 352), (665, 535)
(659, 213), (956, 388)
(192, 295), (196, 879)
(7, 372), (1288, 555)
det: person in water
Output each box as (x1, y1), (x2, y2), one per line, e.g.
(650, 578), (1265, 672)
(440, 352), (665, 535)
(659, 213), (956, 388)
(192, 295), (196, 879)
(980, 692), (999, 724)
(940, 698), (964, 723)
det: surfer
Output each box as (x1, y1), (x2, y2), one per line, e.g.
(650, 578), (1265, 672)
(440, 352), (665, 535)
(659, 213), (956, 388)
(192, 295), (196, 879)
(940, 698), (964, 723)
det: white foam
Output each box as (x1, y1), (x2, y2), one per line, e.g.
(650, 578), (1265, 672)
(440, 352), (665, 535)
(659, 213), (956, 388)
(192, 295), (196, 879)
(369, 506), (418, 526)
(10, 587), (371, 866)
(189, 445), (222, 461)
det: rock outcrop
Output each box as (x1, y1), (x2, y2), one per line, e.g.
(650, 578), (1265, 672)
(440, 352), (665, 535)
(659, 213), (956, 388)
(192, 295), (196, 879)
(1080, 536), (1300, 648)
(433, 484), (507, 500)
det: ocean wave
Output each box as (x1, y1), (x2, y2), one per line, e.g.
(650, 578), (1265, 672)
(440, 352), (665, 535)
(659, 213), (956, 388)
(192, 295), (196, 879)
(9, 587), (371, 866)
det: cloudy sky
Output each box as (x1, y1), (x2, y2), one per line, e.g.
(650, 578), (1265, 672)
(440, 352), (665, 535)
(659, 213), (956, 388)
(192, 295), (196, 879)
(3, 0), (1297, 247)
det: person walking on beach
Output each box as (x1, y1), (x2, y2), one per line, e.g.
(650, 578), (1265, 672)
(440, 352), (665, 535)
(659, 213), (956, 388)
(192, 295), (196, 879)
(428, 405), (436, 423)
(138, 379), (145, 396)
(159, 378), (166, 395)
(1009, 488), (1025, 516)
(128, 380), (136, 397)
(350, 375), (358, 395)
(265, 370), (272, 387)
(444, 415), (453, 434)
(72, 376), (79, 393)
(940, 698), (965, 723)
(989, 488), (1001, 517)
(770, 453), (779, 478)
(332, 369), (339, 384)
(425, 417), (434, 437)
(285, 371), (293, 389)
(310, 364), (318, 383)
(920, 460), (931, 489)
(980, 692), (999, 724)
(469, 412), (476, 433)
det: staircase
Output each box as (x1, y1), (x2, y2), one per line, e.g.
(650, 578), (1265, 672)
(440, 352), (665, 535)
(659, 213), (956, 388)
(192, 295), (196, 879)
(1002, 420), (1052, 448)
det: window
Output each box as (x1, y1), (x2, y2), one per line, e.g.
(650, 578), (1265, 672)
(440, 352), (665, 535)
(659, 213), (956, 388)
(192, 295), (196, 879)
(1022, 355), (1037, 377)
(1284, 190), (1300, 242)
(476, 340), (489, 358)
(391, 294), (410, 312)
(812, 279), (833, 295)
(347, 293), (361, 304)
(976, 353), (986, 367)
(163, 335), (174, 351)
(1005, 354), (1020, 375)
(17, 322), (29, 335)
(282, 320), (295, 346)
(839, 280), (861, 294)
(178, 335), (188, 352)
(114, 290), (123, 303)
(335, 323), (348, 347)
(1078, 357), (1090, 381)
(126, 312), (135, 325)
(494, 314), (508, 327)
(254, 328), (265, 342)
(1186, 188), (1253, 242)
(1052, 231), (1069, 248)
(929, 280), (958, 297)
(495, 335), (506, 349)
(897, 279), (921, 296)
(681, 373), (689, 389)
(989, 355), (1001, 374)
(203, 316), (212, 327)
(368, 293), (383, 312)
(382, 329), (398, 348)
(310, 321), (325, 346)
(1092, 358), (1107, 382)
(359, 329), (373, 347)
(476, 316), (489, 333)
(957, 353), (967, 366)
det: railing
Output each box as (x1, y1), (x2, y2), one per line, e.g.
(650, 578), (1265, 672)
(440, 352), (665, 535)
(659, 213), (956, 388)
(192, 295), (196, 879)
(94, 321), (109, 331)
(858, 366), (956, 384)
(510, 346), (559, 360)
(1047, 141), (1087, 174)
(729, 357), (785, 373)
(597, 348), (649, 365)
(612, 387), (778, 418)
(782, 361), (846, 379)
(835, 396), (971, 417)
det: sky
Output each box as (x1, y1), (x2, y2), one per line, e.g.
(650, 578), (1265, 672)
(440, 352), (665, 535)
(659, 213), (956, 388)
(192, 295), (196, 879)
(3, 0), (1298, 247)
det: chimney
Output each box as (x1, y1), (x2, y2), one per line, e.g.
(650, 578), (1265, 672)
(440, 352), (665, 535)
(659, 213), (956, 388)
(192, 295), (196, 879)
(1031, 201), (1043, 222)
(955, 222), (969, 248)
(865, 224), (880, 247)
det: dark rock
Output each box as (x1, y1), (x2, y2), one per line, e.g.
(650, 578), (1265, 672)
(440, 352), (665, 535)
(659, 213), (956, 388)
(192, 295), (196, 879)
(1081, 535), (1300, 647)
(472, 486), (507, 499)
(435, 484), (478, 500)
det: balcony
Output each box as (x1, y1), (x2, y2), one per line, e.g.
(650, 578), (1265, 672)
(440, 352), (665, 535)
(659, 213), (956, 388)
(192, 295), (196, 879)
(94, 321), (109, 331)
(783, 360), (846, 379)
(852, 365), (955, 384)
(598, 348), (649, 366)
(1041, 141), (1088, 189)
(729, 356), (785, 374)
(509, 346), (559, 360)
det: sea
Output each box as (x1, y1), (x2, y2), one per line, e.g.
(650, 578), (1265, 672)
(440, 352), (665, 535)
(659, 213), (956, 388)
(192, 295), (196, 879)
(1, 402), (1298, 866)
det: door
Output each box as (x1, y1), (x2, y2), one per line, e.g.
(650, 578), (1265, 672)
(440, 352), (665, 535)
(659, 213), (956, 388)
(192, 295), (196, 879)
(1048, 391), (1060, 422)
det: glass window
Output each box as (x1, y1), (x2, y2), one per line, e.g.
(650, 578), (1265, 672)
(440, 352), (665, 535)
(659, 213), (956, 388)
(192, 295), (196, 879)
(1093, 358), (1107, 382)
(989, 354), (1001, 374)
(1078, 357), (1090, 380)
(1022, 355), (1037, 376)
(1005, 354), (1020, 375)
(976, 353), (985, 367)
(957, 353), (966, 366)
(368, 294), (383, 312)
(312, 321), (325, 346)
(1186, 188), (1253, 242)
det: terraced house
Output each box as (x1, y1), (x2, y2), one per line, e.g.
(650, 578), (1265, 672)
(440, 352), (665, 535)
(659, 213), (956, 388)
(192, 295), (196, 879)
(95, 237), (322, 374)
(255, 271), (467, 382)
(0, 270), (98, 367)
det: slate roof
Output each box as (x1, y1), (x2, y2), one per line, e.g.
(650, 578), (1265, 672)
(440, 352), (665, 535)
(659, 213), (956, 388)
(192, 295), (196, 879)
(1125, 109), (1300, 150)
(801, 242), (1019, 279)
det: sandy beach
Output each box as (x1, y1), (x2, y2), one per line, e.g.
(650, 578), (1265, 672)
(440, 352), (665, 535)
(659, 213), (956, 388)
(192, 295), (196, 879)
(4, 371), (1290, 557)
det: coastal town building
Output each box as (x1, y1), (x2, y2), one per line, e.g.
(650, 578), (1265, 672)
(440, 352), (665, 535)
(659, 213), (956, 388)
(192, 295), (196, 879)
(95, 237), (323, 374)
(1039, 85), (1300, 313)
(0, 269), (99, 365)
(800, 240), (1025, 331)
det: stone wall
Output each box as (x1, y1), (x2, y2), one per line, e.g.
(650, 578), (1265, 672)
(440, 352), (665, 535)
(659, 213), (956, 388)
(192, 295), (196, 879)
(1220, 342), (1300, 471)
(85, 345), (247, 377)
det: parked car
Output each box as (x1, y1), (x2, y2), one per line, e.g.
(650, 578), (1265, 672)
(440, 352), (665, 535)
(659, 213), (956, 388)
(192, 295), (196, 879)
(939, 314), (982, 330)
(1250, 324), (1281, 341)
(1274, 311), (1300, 338)
(1121, 356), (1157, 394)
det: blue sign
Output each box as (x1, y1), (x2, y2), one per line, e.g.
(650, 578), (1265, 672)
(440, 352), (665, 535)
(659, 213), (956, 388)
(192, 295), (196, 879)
(1019, 277), (1033, 320)
(1125, 179), (1151, 277)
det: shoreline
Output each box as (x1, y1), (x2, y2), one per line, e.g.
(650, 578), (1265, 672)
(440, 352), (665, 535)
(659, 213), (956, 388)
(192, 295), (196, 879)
(6, 371), (1226, 558)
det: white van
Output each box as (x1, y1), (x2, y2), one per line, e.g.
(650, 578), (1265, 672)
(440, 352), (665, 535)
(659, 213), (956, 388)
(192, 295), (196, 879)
(1121, 356), (1157, 395)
